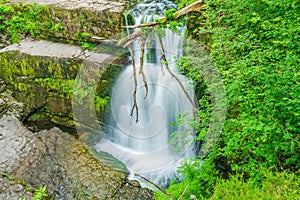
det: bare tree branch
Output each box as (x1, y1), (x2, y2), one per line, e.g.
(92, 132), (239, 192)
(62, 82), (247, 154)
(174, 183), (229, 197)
(128, 46), (139, 123)
(123, 21), (161, 29)
(118, 30), (143, 47)
(173, 0), (204, 19)
(134, 174), (173, 200)
(123, 0), (204, 29)
(155, 35), (196, 110)
(139, 35), (149, 98)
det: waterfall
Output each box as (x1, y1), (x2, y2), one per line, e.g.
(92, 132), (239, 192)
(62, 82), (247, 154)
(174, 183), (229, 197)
(94, 0), (195, 188)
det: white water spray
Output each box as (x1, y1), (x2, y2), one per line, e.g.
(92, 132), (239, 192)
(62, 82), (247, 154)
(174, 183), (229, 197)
(94, 0), (195, 188)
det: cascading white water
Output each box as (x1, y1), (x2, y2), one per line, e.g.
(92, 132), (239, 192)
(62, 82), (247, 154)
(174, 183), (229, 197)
(94, 0), (195, 188)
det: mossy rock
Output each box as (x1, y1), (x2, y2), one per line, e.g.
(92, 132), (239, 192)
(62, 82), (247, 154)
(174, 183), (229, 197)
(0, 41), (125, 128)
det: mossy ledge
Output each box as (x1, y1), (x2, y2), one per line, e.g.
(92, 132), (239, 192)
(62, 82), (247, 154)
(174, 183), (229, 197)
(1, 0), (128, 44)
(0, 39), (126, 129)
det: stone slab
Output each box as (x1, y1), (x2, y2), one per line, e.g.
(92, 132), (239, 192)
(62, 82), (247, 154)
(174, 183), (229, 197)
(0, 38), (116, 63)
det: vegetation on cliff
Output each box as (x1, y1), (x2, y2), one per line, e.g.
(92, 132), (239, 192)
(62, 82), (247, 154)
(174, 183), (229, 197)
(0, 0), (121, 48)
(155, 0), (300, 199)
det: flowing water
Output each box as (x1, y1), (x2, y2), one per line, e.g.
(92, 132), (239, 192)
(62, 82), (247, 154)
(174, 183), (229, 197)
(94, 0), (195, 188)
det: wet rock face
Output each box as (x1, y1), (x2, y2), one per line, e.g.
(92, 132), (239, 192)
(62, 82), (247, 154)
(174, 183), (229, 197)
(0, 91), (153, 199)
(0, 101), (36, 199)
(0, 115), (34, 174)
(15, 128), (153, 199)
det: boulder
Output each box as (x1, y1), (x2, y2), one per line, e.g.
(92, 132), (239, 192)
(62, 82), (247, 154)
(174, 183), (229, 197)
(0, 88), (153, 199)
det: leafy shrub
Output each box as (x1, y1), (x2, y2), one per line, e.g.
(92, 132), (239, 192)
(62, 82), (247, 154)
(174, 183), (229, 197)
(210, 169), (300, 200)
(203, 0), (300, 177)
(157, 0), (300, 199)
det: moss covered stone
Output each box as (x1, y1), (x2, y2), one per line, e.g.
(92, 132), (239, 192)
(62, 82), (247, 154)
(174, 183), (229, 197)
(2, 0), (126, 43)
(0, 40), (126, 128)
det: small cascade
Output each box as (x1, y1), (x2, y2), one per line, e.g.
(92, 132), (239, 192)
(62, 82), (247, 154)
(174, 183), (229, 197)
(94, 0), (195, 188)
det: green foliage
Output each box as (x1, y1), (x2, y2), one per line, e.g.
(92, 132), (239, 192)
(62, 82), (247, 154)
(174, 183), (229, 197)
(33, 186), (48, 200)
(176, 0), (198, 9)
(95, 95), (109, 114)
(74, 31), (92, 41)
(203, 0), (300, 176)
(125, 13), (135, 26)
(0, 2), (98, 49)
(155, 155), (220, 199)
(108, 19), (114, 25)
(210, 169), (300, 200)
(79, 41), (97, 50)
(156, 0), (300, 199)
(0, 3), (46, 42)
(160, 8), (186, 34)
(164, 8), (177, 20)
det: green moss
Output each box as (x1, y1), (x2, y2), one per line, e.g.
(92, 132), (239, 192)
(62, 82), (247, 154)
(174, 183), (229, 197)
(0, 47), (124, 128)
(30, 113), (46, 120)
(0, 2), (123, 46)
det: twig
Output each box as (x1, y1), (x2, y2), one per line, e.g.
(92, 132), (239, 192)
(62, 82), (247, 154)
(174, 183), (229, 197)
(139, 35), (149, 98)
(128, 46), (139, 123)
(134, 174), (173, 200)
(123, 21), (161, 29)
(178, 185), (189, 200)
(155, 35), (196, 110)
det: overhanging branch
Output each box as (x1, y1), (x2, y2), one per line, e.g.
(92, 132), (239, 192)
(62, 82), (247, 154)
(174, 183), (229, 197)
(123, 0), (204, 29)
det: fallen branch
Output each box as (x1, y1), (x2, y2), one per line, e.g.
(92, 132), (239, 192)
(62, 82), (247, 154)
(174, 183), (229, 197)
(128, 46), (139, 123)
(156, 35), (196, 110)
(134, 174), (173, 200)
(123, 0), (204, 29)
